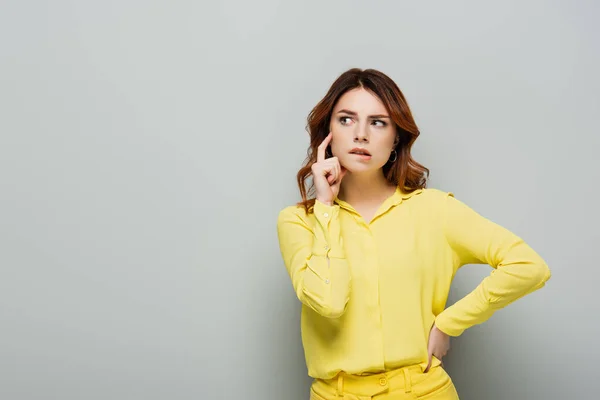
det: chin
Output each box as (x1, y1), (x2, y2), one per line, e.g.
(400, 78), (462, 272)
(342, 160), (382, 174)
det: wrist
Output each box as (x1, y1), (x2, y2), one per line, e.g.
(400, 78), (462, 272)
(433, 323), (449, 337)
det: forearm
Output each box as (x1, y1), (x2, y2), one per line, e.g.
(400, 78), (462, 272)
(438, 193), (551, 336)
(278, 200), (351, 318)
(435, 257), (550, 336)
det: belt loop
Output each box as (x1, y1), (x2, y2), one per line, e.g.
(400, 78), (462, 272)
(402, 368), (412, 393)
(337, 374), (343, 398)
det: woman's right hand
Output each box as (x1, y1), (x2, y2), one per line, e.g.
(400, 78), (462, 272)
(311, 132), (347, 206)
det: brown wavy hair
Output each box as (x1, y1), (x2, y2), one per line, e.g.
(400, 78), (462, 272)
(296, 68), (429, 213)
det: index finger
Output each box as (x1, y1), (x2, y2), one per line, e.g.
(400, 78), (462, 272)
(424, 353), (433, 373)
(317, 132), (332, 162)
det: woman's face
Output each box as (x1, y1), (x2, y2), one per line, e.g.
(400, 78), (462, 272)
(329, 87), (398, 173)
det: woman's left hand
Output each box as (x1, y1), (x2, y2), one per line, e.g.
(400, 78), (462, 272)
(424, 323), (450, 373)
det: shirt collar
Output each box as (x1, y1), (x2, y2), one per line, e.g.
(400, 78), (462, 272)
(334, 186), (424, 215)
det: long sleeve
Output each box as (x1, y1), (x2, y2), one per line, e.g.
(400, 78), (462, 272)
(276, 200), (351, 318)
(434, 193), (551, 337)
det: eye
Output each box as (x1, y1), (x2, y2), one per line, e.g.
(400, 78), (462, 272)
(372, 119), (387, 127)
(339, 116), (353, 125)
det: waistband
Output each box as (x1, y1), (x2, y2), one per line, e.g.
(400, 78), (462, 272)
(314, 359), (442, 398)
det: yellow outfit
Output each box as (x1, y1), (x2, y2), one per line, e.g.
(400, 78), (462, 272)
(311, 362), (458, 399)
(276, 187), (550, 385)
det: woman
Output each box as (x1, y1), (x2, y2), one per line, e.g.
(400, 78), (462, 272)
(276, 68), (551, 400)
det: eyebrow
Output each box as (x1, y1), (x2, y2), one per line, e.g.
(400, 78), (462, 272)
(336, 109), (390, 119)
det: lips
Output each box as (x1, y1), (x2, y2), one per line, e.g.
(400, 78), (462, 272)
(349, 148), (371, 156)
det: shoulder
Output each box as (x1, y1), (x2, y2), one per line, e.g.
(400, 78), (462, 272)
(278, 203), (305, 218)
(408, 187), (454, 205)
(403, 188), (457, 222)
(401, 188), (456, 230)
(277, 203), (313, 228)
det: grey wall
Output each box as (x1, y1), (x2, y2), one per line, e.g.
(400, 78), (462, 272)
(1, 1), (598, 399)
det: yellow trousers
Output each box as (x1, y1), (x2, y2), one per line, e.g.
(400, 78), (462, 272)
(310, 364), (459, 400)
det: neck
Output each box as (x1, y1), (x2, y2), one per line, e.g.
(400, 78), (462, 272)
(338, 170), (397, 204)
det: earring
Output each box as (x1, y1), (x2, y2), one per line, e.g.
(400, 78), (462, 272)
(388, 149), (397, 163)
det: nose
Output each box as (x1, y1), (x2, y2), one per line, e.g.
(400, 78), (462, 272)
(353, 123), (369, 143)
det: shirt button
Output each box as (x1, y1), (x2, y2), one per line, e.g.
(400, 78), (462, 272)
(325, 279), (330, 284)
(379, 378), (387, 386)
(323, 212), (329, 218)
(324, 245), (329, 250)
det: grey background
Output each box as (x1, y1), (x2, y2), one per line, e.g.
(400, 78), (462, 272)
(1, 1), (598, 399)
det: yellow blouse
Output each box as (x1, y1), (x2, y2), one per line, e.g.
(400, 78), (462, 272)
(276, 187), (551, 380)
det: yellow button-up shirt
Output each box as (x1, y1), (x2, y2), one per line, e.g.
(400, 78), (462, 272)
(276, 187), (551, 380)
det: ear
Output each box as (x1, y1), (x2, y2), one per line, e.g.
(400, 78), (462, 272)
(393, 135), (400, 147)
